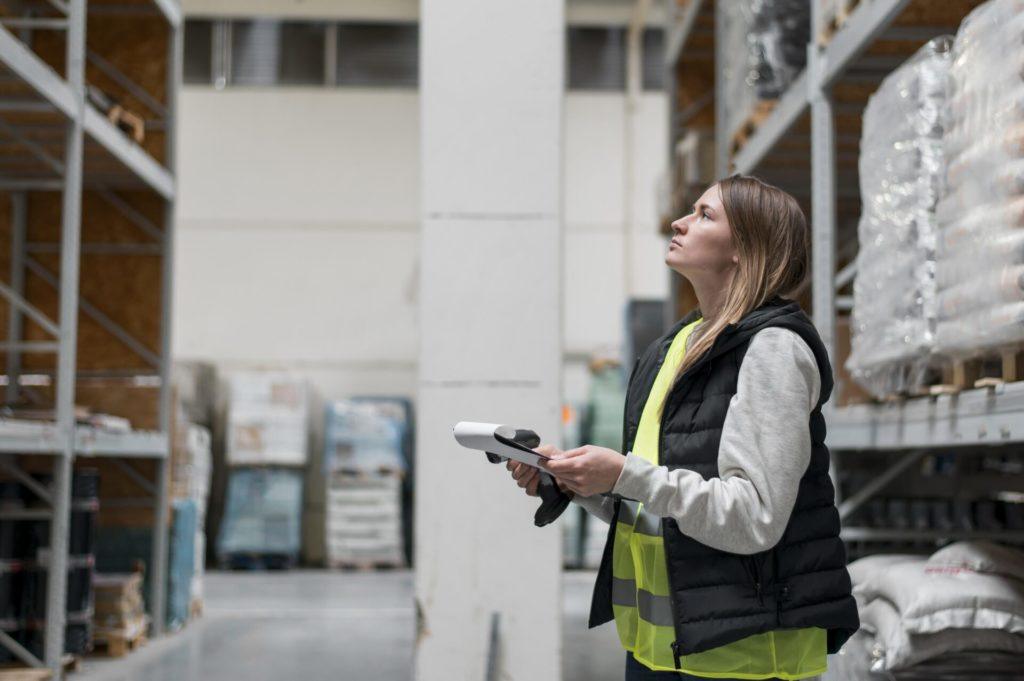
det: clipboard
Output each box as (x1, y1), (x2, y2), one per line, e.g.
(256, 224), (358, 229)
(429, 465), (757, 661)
(452, 421), (551, 469)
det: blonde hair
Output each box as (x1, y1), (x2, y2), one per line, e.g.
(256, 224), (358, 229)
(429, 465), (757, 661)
(667, 174), (809, 395)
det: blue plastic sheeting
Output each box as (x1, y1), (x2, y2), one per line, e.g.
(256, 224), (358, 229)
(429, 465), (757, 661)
(167, 499), (197, 630)
(216, 468), (303, 558)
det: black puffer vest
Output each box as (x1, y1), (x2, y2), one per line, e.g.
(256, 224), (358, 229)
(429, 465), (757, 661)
(588, 295), (860, 663)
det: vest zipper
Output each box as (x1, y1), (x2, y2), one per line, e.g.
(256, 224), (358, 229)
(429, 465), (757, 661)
(754, 555), (765, 608)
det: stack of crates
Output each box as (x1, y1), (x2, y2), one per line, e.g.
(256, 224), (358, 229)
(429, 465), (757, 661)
(217, 372), (309, 569)
(323, 399), (409, 569)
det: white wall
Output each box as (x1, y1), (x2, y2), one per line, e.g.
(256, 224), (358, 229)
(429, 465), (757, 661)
(174, 87), (668, 403)
(173, 3), (670, 410)
(174, 88), (421, 399)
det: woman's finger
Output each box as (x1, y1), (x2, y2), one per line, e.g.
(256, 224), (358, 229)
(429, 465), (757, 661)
(525, 475), (540, 496)
(517, 468), (538, 489)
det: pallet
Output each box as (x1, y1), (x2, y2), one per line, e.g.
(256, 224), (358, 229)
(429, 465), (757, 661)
(92, 616), (147, 658)
(330, 466), (405, 480)
(929, 345), (1024, 395)
(729, 100), (777, 157)
(328, 559), (405, 571)
(219, 552), (297, 571)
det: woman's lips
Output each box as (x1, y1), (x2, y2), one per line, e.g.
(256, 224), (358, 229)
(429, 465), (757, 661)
(670, 238), (683, 248)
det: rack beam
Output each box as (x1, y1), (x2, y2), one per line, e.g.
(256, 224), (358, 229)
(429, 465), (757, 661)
(664, 0), (705, 68)
(829, 382), (1024, 450)
(0, 24), (175, 199)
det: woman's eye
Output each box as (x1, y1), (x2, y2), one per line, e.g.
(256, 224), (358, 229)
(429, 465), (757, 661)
(701, 211), (710, 220)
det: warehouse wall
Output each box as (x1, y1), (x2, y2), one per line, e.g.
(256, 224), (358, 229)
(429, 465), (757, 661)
(174, 87), (668, 403)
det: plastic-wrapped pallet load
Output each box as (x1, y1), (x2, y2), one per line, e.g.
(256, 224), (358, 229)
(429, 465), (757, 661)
(826, 542), (1024, 680)
(226, 371), (309, 466)
(722, 0), (810, 146)
(322, 399), (408, 568)
(323, 401), (406, 473)
(216, 468), (303, 568)
(325, 471), (404, 568)
(846, 38), (953, 398)
(935, 0), (1024, 357)
(170, 422), (210, 613)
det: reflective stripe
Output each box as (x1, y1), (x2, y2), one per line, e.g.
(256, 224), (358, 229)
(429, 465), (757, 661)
(611, 577), (638, 607)
(617, 500), (661, 538)
(634, 508), (661, 537)
(612, 577), (674, 628)
(637, 589), (675, 627)
(619, 500), (640, 526)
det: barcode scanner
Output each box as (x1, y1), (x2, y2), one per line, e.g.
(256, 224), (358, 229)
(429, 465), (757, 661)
(485, 427), (572, 527)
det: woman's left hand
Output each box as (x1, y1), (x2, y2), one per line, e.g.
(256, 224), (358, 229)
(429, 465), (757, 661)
(540, 445), (625, 497)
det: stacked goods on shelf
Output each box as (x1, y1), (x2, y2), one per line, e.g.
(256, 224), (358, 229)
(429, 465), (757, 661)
(323, 400), (408, 569)
(171, 361), (215, 615)
(0, 470), (98, 662)
(217, 372), (308, 569)
(93, 500), (201, 631)
(934, 0), (1024, 362)
(91, 572), (146, 657)
(722, 0), (810, 150)
(828, 542), (1024, 680)
(170, 419), (210, 617)
(845, 38), (953, 399)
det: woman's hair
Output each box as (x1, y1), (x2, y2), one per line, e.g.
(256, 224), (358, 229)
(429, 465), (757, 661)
(667, 173), (809, 394)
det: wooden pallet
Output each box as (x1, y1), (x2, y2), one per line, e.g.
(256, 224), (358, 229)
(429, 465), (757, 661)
(729, 100), (777, 157)
(330, 466), (405, 480)
(929, 345), (1024, 395)
(329, 559), (406, 572)
(0, 668), (51, 681)
(92, 614), (147, 658)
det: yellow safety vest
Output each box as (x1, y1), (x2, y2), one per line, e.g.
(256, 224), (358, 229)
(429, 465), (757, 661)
(611, 317), (827, 679)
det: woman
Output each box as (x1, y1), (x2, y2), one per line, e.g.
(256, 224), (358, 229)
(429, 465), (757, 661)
(507, 175), (859, 680)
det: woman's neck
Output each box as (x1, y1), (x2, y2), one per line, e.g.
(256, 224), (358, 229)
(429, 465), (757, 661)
(693, 287), (728, 327)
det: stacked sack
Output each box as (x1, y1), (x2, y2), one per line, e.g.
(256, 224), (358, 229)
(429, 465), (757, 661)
(721, 0), (811, 144)
(827, 541), (1024, 680)
(846, 37), (952, 398)
(935, 0), (1024, 355)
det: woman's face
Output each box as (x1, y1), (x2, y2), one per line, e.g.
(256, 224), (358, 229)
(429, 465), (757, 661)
(665, 183), (739, 278)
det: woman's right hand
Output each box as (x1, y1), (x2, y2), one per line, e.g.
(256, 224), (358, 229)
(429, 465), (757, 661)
(506, 444), (575, 498)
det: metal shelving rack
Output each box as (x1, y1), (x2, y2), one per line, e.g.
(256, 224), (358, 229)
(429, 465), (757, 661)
(0, 0), (180, 673)
(665, 0), (1022, 551)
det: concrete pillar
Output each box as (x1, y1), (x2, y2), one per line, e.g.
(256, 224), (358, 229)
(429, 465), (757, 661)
(416, 2), (565, 681)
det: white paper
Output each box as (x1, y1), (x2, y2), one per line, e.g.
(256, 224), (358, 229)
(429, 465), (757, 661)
(452, 421), (548, 469)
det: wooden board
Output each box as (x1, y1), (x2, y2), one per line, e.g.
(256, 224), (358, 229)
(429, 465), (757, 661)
(0, 188), (166, 397)
(0, 669), (51, 681)
(730, 100), (778, 157)
(92, 614), (147, 658)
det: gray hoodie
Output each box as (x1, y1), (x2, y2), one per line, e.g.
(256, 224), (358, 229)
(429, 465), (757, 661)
(572, 326), (821, 555)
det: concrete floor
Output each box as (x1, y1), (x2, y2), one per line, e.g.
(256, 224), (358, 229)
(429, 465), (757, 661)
(72, 569), (623, 681)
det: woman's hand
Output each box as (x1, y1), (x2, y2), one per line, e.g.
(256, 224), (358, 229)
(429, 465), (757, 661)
(539, 444), (625, 497)
(506, 444), (575, 497)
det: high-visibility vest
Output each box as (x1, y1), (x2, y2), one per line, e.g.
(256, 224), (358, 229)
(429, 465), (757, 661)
(611, 317), (828, 678)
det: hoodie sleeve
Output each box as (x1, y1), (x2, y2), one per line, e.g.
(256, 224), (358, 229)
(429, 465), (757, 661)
(609, 327), (821, 555)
